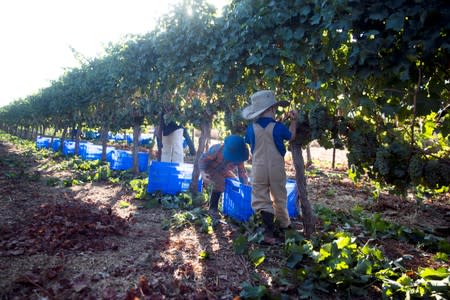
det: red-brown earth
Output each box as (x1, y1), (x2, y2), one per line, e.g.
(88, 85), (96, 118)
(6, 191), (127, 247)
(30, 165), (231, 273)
(0, 139), (448, 299)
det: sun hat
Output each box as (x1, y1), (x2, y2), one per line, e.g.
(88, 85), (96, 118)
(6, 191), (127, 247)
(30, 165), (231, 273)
(241, 90), (289, 120)
(223, 135), (249, 163)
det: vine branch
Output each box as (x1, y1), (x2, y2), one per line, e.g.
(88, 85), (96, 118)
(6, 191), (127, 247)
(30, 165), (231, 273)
(411, 68), (421, 149)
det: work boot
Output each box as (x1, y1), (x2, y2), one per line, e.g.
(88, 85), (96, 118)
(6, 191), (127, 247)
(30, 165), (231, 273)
(260, 211), (276, 245)
(275, 225), (293, 242)
(209, 209), (220, 223)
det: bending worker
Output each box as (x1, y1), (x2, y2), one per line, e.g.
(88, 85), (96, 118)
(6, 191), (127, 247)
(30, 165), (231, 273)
(199, 135), (249, 218)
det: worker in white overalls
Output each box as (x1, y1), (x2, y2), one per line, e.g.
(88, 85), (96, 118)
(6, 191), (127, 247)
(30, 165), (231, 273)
(161, 121), (185, 163)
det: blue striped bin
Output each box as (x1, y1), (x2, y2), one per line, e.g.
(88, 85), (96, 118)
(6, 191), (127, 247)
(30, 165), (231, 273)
(222, 178), (299, 222)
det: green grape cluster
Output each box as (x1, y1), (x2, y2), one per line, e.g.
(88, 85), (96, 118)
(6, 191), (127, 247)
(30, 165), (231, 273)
(374, 148), (391, 176)
(294, 107), (449, 193)
(331, 116), (348, 150)
(347, 128), (448, 192)
(408, 154), (425, 184)
(293, 105), (345, 149)
(336, 116), (351, 137)
(293, 109), (312, 146)
(372, 141), (410, 192)
(308, 104), (332, 140)
(345, 119), (378, 173)
(423, 159), (450, 188)
(333, 136), (345, 149)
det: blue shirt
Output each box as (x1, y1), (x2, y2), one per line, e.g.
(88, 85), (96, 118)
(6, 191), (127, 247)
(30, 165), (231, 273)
(244, 117), (292, 156)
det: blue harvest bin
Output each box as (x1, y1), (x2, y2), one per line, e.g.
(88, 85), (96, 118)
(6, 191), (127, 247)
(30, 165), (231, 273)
(79, 144), (115, 160)
(62, 140), (88, 156)
(109, 150), (149, 172)
(109, 133), (127, 143)
(78, 143), (91, 158)
(222, 178), (299, 222)
(62, 140), (75, 155)
(285, 180), (298, 217)
(51, 139), (61, 152)
(126, 133), (152, 146)
(84, 131), (100, 140)
(147, 161), (202, 195)
(126, 134), (133, 145)
(139, 133), (152, 146)
(36, 136), (52, 149)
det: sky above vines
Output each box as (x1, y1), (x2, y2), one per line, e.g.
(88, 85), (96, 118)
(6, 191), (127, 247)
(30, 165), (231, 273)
(0, 0), (228, 108)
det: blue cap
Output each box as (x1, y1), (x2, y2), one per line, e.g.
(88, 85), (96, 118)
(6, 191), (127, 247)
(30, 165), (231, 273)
(223, 135), (249, 163)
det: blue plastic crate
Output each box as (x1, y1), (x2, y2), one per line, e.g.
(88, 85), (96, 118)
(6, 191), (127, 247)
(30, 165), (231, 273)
(79, 144), (115, 160)
(285, 180), (298, 217)
(109, 133), (127, 142)
(36, 137), (52, 149)
(139, 134), (152, 146)
(222, 178), (299, 222)
(222, 179), (253, 222)
(84, 131), (100, 140)
(147, 161), (202, 195)
(109, 150), (149, 172)
(78, 143), (90, 158)
(51, 139), (61, 152)
(62, 140), (88, 156)
(62, 140), (75, 155)
(126, 134), (153, 146)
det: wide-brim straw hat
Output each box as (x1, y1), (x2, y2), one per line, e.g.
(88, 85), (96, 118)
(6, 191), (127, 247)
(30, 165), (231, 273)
(241, 90), (289, 120)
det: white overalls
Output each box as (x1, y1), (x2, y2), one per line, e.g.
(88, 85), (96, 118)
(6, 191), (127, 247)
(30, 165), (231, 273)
(251, 122), (291, 228)
(161, 128), (184, 163)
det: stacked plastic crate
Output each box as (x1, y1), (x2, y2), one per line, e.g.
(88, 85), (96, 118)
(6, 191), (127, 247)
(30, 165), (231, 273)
(62, 140), (75, 155)
(109, 150), (149, 172)
(147, 161), (202, 195)
(222, 178), (299, 222)
(79, 144), (115, 161)
(62, 140), (89, 156)
(51, 139), (61, 152)
(36, 136), (52, 149)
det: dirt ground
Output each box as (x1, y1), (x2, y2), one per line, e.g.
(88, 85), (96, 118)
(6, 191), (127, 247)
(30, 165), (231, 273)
(0, 139), (448, 299)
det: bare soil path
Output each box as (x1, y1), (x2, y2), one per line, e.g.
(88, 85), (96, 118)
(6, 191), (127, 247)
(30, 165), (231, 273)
(0, 139), (448, 299)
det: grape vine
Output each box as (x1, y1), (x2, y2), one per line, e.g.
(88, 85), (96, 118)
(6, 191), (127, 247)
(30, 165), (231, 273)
(293, 104), (449, 194)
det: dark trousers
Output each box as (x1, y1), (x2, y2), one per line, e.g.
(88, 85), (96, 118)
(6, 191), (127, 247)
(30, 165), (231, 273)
(209, 191), (222, 211)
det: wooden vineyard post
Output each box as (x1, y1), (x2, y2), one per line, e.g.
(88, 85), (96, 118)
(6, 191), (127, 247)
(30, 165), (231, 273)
(290, 143), (315, 238)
